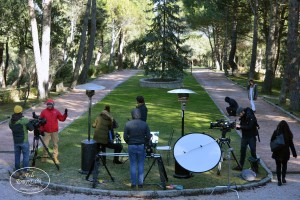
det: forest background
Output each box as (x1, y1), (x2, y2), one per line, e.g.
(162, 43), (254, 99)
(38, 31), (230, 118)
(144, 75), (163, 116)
(0, 0), (299, 111)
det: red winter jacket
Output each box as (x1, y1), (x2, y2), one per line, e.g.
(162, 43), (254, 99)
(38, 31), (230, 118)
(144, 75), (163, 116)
(40, 108), (67, 133)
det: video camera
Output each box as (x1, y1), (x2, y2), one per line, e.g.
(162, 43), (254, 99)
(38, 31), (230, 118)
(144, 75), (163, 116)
(30, 112), (46, 136)
(145, 140), (154, 157)
(210, 119), (236, 138)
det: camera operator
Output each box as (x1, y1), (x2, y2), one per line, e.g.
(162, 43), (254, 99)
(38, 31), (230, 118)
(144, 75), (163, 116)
(123, 108), (151, 189)
(9, 105), (34, 177)
(224, 96), (239, 116)
(92, 105), (123, 164)
(233, 107), (258, 171)
(40, 99), (68, 164)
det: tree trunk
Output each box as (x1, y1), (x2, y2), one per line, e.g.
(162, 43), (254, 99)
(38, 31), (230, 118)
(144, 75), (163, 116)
(28, 0), (50, 100)
(70, 0), (91, 88)
(117, 30), (124, 70)
(280, 0), (299, 110)
(249, 0), (258, 79)
(2, 41), (9, 88)
(228, 20), (238, 75)
(0, 42), (4, 87)
(78, 0), (97, 84)
(223, 3), (229, 76)
(262, 0), (278, 94)
(12, 45), (27, 88)
(94, 33), (104, 66)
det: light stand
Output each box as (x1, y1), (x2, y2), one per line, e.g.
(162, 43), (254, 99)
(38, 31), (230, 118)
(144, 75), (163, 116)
(75, 83), (105, 174)
(168, 89), (196, 179)
(210, 148), (239, 198)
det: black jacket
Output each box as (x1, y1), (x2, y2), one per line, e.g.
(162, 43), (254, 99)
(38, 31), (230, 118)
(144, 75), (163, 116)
(238, 108), (257, 138)
(271, 130), (297, 161)
(123, 119), (151, 145)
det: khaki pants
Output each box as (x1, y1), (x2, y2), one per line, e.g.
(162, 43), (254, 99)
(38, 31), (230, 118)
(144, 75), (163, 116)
(43, 132), (59, 158)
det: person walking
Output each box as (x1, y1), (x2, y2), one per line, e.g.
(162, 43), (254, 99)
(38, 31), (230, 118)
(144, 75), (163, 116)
(40, 99), (68, 164)
(224, 96), (239, 116)
(247, 79), (258, 112)
(9, 105), (34, 176)
(123, 108), (151, 189)
(92, 105), (123, 164)
(233, 107), (259, 171)
(136, 96), (148, 122)
(271, 120), (297, 186)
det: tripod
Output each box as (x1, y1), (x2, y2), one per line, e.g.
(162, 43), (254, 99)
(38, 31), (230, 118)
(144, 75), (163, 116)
(216, 129), (241, 175)
(211, 148), (239, 198)
(31, 129), (60, 170)
(86, 153), (168, 189)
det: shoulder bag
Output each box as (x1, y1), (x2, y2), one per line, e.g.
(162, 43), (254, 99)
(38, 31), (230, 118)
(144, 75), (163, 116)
(270, 133), (285, 152)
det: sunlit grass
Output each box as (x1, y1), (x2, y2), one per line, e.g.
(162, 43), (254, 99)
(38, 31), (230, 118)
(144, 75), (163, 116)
(35, 72), (267, 190)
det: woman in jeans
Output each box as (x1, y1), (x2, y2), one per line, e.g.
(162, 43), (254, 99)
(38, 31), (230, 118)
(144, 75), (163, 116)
(271, 120), (297, 186)
(124, 109), (151, 189)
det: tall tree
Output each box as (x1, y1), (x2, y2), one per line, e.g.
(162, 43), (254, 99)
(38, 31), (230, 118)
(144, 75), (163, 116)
(279, 0), (299, 110)
(28, 0), (52, 99)
(78, 0), (97, 84)
(248, 0), (258, 79)
(70, 0), (91, 88)
(144, 0), (190, 79)
(262, 0), (279, 94)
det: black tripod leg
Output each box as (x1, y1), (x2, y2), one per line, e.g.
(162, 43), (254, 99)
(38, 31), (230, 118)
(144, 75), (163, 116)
(144, 158), (156, 181)
(100, 156), (114, 182)
(38, 135), (60, 170)
(226, 141), (242, 168)
(217, 141), (224, 175)
(92, 155), (101, 188)
(86, 154), (97, 181)
(31, 137), (39, 167)
(156, 157), (168, 189)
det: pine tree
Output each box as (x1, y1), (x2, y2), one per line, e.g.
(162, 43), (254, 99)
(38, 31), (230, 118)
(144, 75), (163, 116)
(144, 0), (190, 80)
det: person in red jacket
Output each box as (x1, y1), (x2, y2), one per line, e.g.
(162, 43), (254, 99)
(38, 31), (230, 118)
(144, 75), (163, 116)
(40, 99), (68, 164)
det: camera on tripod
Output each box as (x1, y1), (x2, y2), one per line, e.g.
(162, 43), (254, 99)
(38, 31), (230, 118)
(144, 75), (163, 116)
(30, 112), (47, 136)
(210, 119), (236, 138)
(145, 140), (154, 157)
(115, 132), (121, 143)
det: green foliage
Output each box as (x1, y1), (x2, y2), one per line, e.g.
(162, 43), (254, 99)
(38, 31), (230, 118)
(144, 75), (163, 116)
(52, 64), (73, 88)
(143, 0), (191, 79)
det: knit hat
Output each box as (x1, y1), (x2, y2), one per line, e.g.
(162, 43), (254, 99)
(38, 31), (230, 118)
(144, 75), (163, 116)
(45, 99), (55, 105)
(14, 105), (23, 114)
(236, 107), (244, 116)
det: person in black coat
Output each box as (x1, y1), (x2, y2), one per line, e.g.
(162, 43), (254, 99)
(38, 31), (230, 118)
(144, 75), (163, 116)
(136, 96), (148, 122)
(271, 120), (297, 186)
(233, 107), (258, 171)
(225, 96), (239, 116)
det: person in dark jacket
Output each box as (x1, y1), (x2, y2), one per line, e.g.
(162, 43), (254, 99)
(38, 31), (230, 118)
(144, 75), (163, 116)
(92, 105), (122, 164)
(123, 108), (151, 188)
(9, 105), (34, 174)
(136, 96), (148, 122)
(224, 96), (239, 116)
(271, 120), (297, 186)
(233, 107), (258, 171)
(40, 99), (68, 164)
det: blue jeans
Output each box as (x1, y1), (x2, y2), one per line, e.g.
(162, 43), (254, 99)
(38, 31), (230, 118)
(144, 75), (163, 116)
(240, 137), (257, 167)
(128, 144), (145, 186)
(14, 142), (30, 170)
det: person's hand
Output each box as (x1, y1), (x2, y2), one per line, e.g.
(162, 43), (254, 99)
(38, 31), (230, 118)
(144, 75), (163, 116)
(64, 108), (68, 115)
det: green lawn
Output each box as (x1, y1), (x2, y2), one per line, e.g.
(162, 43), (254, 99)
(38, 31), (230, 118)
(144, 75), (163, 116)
(32, 72), (267, 190)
